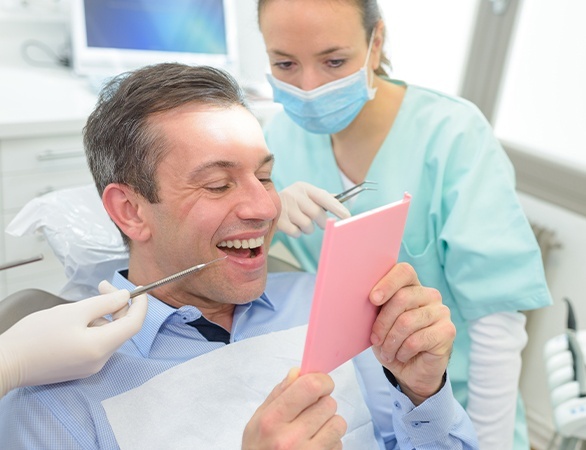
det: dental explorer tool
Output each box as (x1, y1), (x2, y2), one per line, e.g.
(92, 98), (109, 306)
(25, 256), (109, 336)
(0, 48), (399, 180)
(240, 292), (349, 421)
(129, 256), (227, 298)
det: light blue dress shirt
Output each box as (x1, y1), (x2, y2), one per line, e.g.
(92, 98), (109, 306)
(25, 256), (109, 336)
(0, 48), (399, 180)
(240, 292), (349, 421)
(0, 272), (477, 449)
(265, 79), (552, 448)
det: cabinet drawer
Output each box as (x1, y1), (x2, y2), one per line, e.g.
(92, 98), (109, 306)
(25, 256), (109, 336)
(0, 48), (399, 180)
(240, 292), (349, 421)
(2, 170), (94, 212)
(1, 134), (86, 173)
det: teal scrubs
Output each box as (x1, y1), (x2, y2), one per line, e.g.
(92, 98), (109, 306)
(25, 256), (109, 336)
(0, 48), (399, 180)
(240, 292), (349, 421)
(265, 79), (552, 448)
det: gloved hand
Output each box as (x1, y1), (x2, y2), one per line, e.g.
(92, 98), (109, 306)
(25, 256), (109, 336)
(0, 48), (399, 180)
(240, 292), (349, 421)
(278, 182), (351, 237)
(0, 281), (147, 398)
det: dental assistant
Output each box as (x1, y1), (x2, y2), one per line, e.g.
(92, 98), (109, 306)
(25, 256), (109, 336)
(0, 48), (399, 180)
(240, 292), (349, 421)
(259, 0), (552, 448)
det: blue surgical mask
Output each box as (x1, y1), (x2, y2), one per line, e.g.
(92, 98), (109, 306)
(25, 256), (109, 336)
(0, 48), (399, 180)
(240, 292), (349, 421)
(266, 32), (377, 134)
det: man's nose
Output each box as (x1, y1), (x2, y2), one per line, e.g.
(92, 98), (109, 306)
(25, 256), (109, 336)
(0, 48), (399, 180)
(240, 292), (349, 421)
(237, 180), (279, 221)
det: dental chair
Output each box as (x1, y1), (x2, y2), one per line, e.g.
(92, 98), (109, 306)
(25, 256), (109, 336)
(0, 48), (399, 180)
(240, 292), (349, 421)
(1, 184), (300, 331)
(0, 289), (71, 334)
(543, 299), (586, 450)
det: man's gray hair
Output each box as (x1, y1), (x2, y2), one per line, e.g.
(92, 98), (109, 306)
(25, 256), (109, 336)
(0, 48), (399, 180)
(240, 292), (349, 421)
(84, 63), (249, 203)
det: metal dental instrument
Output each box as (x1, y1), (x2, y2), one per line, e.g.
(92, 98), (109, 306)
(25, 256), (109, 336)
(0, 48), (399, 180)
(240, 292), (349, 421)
(334, 180), (378, 204)
(129, 256), (228, 298)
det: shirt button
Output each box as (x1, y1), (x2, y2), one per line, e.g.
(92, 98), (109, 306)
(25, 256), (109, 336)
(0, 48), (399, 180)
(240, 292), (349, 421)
(393, 401), (401, 410)
(411, 421), (421, 428)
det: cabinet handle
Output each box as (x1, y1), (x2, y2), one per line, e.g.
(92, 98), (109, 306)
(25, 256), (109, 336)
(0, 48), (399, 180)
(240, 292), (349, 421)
(37, 186), (55, 197)
(0, 254), (44, 271)
(36, 149), (85, 161)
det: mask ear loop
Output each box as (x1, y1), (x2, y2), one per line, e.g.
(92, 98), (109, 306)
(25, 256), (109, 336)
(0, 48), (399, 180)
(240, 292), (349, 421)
(364, 29), (377, 89)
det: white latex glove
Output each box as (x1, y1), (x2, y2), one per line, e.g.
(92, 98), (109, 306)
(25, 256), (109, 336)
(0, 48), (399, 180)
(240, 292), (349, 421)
(278, 182), (351, 237)
(0, 281), (147, 398)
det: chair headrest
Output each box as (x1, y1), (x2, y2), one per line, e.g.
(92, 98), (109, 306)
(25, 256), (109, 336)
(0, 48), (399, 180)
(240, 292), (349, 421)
(6, 184), (129, 300)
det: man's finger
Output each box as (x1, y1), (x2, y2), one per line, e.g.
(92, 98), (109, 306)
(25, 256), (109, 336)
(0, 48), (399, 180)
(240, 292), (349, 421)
(394, 311), (455, 363)
(253, 368), (300, 417)
(370, 284), (434, 346)
(310, 415), (347, 449)
(369, 263), (420, 306)
(267, 373), (335, 424)
(289, 394), (339, 438)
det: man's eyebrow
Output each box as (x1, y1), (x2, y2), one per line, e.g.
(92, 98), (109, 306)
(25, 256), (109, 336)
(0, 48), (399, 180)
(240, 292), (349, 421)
(188, 160), (238, 180)
(187, 154), (275, 180)
(259, 154), (275, 169)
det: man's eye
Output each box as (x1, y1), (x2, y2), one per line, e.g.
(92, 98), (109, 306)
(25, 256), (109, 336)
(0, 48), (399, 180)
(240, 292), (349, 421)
(258, 177), (273, 186)
(206, 185), (230, 193)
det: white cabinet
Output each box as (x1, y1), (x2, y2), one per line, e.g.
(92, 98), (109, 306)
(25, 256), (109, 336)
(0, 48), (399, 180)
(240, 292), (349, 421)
(0, 68), (97, 299)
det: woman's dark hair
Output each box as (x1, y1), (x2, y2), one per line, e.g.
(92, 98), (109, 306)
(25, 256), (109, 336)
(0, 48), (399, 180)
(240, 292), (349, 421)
(257, 0), (391, 76)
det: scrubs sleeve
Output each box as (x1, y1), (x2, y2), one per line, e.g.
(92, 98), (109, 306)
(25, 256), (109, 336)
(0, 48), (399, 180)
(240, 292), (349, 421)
(437, 104), (551, 320)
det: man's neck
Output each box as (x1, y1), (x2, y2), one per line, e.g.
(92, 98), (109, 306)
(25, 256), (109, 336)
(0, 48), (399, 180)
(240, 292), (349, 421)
(125, 258), (236, 331)
(152, 287), (236, 332)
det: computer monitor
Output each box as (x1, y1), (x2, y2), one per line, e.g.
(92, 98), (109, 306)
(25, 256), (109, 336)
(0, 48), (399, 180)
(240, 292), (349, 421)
(69, 0), (238, 79)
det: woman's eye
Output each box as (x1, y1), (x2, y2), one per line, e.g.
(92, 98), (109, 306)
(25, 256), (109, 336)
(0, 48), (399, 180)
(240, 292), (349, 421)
(327, 58), (346, 68)
(274, 61), (293, 70)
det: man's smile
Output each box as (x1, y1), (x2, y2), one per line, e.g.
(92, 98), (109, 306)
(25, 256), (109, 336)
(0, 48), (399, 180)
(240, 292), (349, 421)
(217, 236), (264, 258)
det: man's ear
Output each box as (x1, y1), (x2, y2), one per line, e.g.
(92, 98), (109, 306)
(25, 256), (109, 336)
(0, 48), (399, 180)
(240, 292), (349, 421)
(102, 184), (151, 242)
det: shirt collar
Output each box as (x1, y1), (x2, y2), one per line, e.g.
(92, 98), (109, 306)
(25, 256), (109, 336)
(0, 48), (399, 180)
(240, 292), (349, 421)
(112, 270), (275, 357)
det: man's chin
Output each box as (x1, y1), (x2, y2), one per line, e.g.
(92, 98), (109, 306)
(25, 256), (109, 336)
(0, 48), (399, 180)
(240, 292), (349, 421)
(228, 279), (267, 305)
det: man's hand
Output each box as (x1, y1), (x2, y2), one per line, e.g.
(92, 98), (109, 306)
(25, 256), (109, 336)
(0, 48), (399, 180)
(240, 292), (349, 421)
(278, 182), (351, 237)
(242, 368), (347, 449)
(369, 263), (455, 405)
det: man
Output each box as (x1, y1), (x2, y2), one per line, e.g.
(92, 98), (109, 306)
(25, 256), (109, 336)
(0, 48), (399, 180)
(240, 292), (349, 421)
(0, 63), (477, 449)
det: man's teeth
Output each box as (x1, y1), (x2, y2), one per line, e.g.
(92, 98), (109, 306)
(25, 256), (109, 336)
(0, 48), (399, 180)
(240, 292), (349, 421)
(217, 236), (264, 249)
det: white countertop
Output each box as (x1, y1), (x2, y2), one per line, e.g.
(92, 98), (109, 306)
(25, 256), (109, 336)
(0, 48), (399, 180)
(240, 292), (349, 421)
(0, 65), (282, 139)
(0, 67), (97, 139)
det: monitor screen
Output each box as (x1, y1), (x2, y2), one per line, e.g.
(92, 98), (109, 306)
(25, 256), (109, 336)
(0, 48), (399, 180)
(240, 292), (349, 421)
(70, 0), (238, 78)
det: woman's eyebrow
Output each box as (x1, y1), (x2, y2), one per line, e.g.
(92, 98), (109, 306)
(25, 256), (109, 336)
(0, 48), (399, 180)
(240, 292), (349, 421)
(269, 46), (347, 58)
(316, 46), (348, 57)
(268, 49), (294, 58)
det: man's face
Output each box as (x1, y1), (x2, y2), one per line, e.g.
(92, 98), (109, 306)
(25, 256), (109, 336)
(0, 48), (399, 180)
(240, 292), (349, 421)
(138, 104), (281, 309)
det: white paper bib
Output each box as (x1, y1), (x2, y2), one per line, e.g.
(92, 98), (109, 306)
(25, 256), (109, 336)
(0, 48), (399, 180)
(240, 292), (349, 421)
(102, 325), (380, 449)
